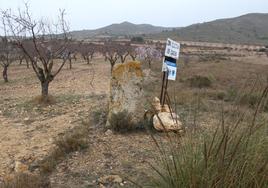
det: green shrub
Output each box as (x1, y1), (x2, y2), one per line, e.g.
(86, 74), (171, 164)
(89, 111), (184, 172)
(207, 90), (226, 101)
(109, 110), (134, 133)
(225, 87), (238, 102)
(239, 93), (268, 112)
(224, 88), (268, 111)
(150, 121), (268, 187)
(149, 88), (268, 188)
(258, 48), (266, 52)
(216, 91), (226, 100)
(187, 75), (212, 88)
(131, 36), (144, 43)
(239, 93), (260, 108)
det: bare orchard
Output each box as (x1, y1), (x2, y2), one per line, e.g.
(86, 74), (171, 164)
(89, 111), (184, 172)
(0, 38), (267, 186)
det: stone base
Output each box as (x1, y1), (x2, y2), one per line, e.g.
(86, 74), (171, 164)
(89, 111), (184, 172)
(153, 112), (182, 131)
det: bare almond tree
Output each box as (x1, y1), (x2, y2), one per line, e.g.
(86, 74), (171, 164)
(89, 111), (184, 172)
(65, 41), (80, 69)
(18, 52), (30, 68)
(129, 46), (138, 61)
(0, 17), (18, 82)
(80, 43), (97, 65)
(117, 43), (130, 63)
(103, 42), (120, 73)
(2, 4), (71, 99)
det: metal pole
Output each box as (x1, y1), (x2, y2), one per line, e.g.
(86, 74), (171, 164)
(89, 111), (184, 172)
(162, 72), (169, 106)
(160, 71), (166, 106)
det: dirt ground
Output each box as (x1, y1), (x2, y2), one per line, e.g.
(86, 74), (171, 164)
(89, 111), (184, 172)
(0, 58), (161, 187)
(0, 48), (268, 187)
(0, 59), (108, 178)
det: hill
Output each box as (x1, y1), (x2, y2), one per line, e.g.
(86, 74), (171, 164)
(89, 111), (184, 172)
(150, 13), (268, 45)
(70, 21), (173, 40)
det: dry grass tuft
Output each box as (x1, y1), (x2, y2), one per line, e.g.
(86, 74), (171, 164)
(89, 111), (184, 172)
(149, 83), (268, 188)
(0, 173), (49, 188)
(31, 95), (56, 105)
(187, 75), (212, 88)
(109, 110), (135, 133)
(38, 125), (89, 174)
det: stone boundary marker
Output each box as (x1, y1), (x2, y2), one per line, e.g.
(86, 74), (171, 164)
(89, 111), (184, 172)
(106, 61), (144, 127)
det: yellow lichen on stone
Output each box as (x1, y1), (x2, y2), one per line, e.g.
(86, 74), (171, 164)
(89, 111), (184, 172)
(112, 61), (143, 80)
(107, 61), (144, 127)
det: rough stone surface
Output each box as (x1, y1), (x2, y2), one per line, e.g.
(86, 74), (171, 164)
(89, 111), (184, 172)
(14, 161), (28, 173)
(153, 112), (182, 131)
(107, 61), (144, 127)
(104, 129), (113, 136)
(152, 97), (161, 113)
(152, 97), (172, 113)
(161, 104), (170, 113)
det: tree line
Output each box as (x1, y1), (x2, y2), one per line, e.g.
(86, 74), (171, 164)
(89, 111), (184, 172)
(0, 4), (164, 101)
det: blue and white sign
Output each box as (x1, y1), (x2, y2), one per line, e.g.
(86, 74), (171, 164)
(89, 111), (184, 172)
(162, 38), (180, 81)
(165, 60), (177, 80)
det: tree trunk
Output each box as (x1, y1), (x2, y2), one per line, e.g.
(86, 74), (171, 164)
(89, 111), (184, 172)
(111, 65), (113, 73)
(69, 58), (72, 69)
(110, 61), (116, 73)
(26, 60), (29, 69)
(3, 65), (8, 82)
(148, 60), (151, 68)
(41, 81), (49, 97)
(130, 55), (136, 61)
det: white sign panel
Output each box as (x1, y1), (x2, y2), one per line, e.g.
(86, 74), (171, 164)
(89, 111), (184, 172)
(165, 38), (180, 60)
(165, 61), (177, 81)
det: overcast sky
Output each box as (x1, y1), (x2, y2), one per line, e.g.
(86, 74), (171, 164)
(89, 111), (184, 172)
(1, 0), (268, 31)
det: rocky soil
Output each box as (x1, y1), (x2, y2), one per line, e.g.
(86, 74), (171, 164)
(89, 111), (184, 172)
(1, 49), (267, 187)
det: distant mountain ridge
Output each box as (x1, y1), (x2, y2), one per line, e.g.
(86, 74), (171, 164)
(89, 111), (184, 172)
(151, 13), (268, 45)
(70, 21), (174, 40)
(70, 13), (268, 45)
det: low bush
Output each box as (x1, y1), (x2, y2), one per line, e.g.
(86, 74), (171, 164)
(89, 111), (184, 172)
(224, 87), (238, 102)
(0, 173), (48, 188)
(150, 122), (268, 187)
(239, 93), (260, 108)
(39, 126), (89, 174)
(55, 126), (88, 154)
(131, 36), (144, 43)
(215, 91), (226, 100)
(91, 107), (108, 126)
(258, 48), (266, 52)
(109, 110), (135, 133)
(225, 90), (268, 111)
(149, 87), (268, 188)
(32, 95), (56, 105)
(187, 75), (212, 88)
